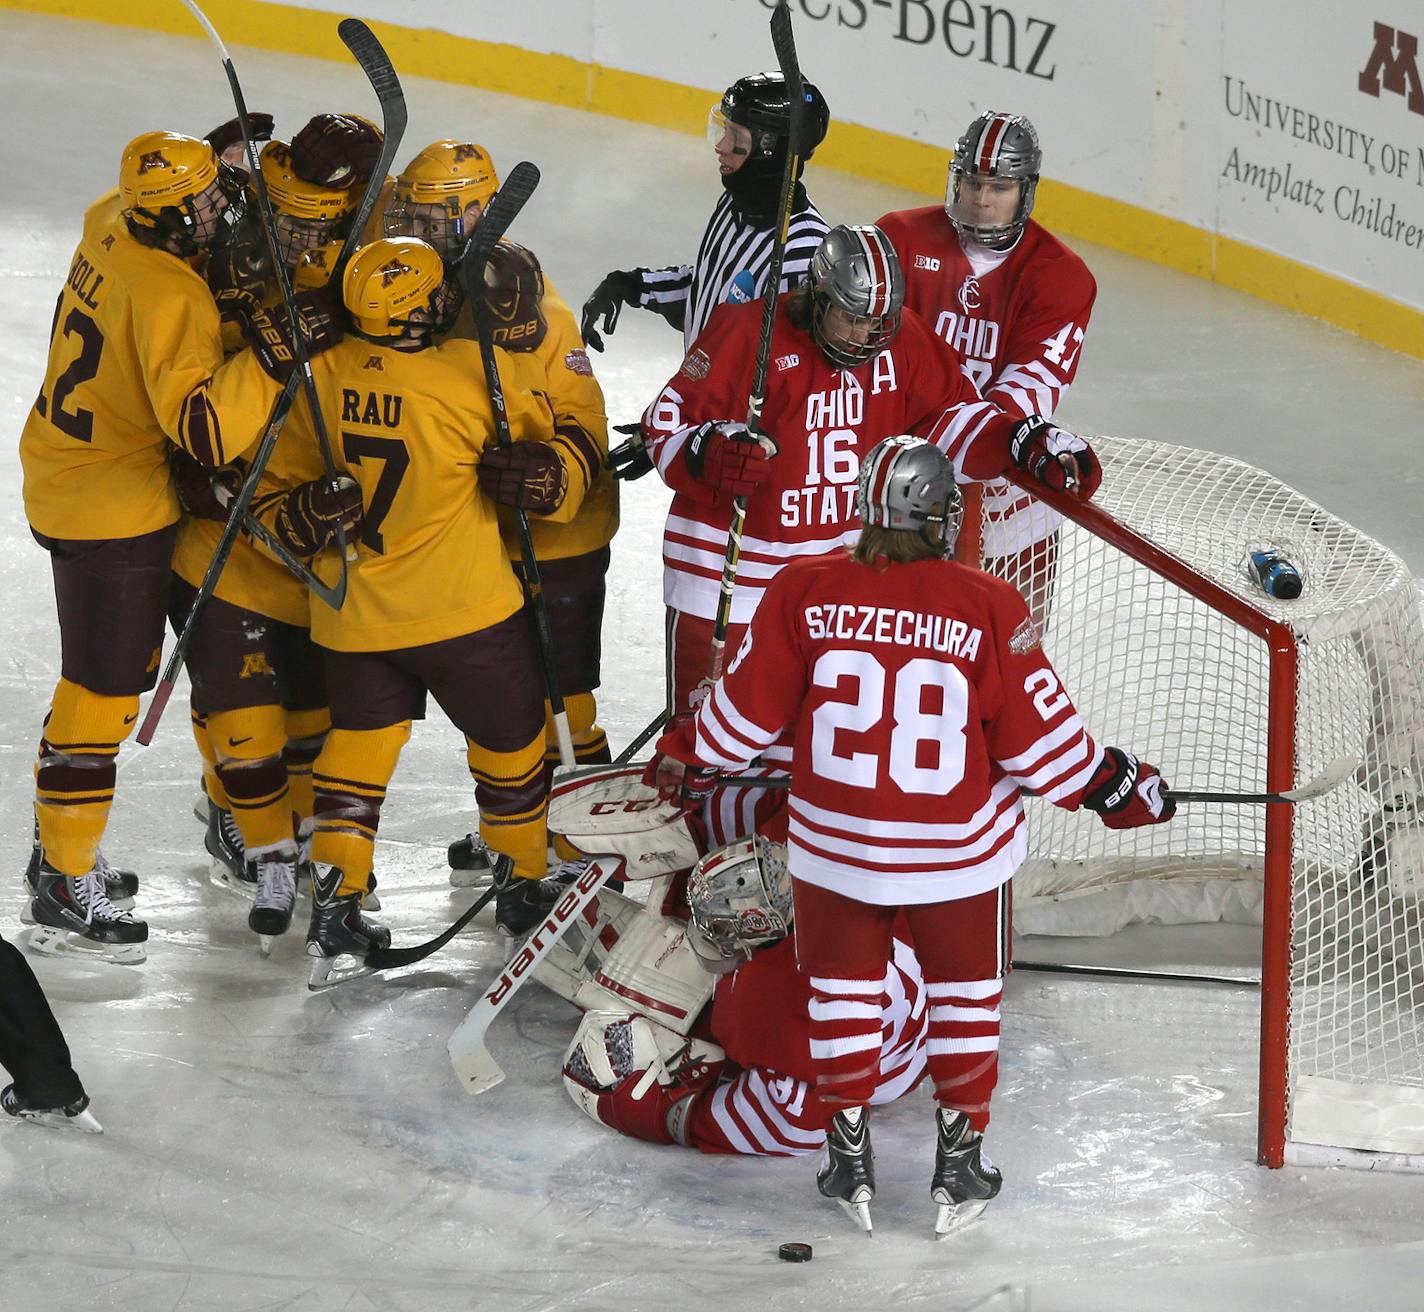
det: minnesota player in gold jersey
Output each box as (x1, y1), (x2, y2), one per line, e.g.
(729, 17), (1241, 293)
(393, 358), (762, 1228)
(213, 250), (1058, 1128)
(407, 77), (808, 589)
(18, 130), (305, 964)
(271, 237), (578, 984)
(383, 141), (619, 886)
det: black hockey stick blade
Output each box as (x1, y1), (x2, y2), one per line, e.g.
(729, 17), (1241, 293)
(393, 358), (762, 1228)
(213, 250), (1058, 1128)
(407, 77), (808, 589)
(365, 884), (497, 970)
(467, 161), (541, 267)
(1012, 960), (1260, 988)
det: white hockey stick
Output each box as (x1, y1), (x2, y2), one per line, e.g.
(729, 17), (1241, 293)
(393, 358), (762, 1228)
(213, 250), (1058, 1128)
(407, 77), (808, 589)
(448, 855), (622, 1095)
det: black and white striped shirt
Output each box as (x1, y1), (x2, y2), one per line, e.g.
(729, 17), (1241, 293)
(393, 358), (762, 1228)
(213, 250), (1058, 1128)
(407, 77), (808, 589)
(638, 188), (829, 352)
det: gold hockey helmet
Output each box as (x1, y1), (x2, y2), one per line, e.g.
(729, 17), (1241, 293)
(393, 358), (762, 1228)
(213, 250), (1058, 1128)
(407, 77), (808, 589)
(342, 237), (449, 340)
(293, 241), (345, 292)
(385, 141), (499, 259)
(120, 130), (247, 256)
(259, 140), (355, 270)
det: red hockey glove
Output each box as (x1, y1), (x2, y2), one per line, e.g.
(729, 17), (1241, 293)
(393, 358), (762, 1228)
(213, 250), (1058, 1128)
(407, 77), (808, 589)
(1009, 417), (1102, 498)
(242, 285), (345, 383)
(290, 112), (383, 188)
(204, 112), (274, 166)
(170, 449), (241, 521)
(1081, 747), (1176, 829)
(274, 477), (363, 556)
(684, 421), (773, 497)
(476, 442), (568, 514)
(206, 236), (271, 326)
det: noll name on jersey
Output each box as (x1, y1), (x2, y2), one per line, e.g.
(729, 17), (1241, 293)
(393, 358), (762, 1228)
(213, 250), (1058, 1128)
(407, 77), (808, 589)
(804, 603), (984, 662)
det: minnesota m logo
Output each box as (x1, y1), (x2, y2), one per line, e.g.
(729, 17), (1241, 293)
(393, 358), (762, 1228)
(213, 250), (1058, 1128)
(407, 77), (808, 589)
(1359, 22), (1424, 114)
(239, 653), (275, 679)
(453, 143), (486, 164)
(138, 151), (170, 173)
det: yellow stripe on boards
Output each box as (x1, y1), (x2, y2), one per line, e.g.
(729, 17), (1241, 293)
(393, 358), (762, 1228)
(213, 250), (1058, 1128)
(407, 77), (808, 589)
(8, 0), (1419, 359)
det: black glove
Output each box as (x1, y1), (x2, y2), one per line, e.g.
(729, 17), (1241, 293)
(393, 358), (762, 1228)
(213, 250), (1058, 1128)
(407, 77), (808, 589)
(205, 112), (274, 165)
(274, 477), (364, 556)
(170, 448), (241, 520)
(580, 270), (644, 352)
(477, 442), (569, 514)
(1081, 747), (1176, 829)
(290, 112), (383, 188)
(242, 285), (345, 383)
(606, 421), (654, 482)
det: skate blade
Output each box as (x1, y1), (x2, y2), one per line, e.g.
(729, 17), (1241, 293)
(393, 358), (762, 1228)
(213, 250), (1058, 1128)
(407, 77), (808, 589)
(25, 925), (146, 966)
(306, 948), (373, 990)
(192, 792), (208, 826)
(257, 934), (276, 958)
(8, 1106), (104, 1134)
(933, 1197), (989, 1238)
(836, 1195), (874, 1236)
(361, 891), (381, 912)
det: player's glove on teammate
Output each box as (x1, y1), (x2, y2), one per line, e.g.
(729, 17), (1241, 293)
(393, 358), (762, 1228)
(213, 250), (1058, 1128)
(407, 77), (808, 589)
(1081, 747), (1176, 829)
(242, 285), (345, 383)
(204, 112), (273, 165)
(684, 421), (773, 498)
(477, 442), (569, 514)
(290, 112), (383, 188)
(170, 449), (241, 519)
(1009, 417), (1102, 498)
(273, 477), (363, 556)
(580, 269), (644, 352)
(206, 236), (271, 326)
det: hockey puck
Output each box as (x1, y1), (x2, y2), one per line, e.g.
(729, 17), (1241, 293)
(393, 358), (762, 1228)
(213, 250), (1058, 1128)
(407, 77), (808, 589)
(777, 1242), (813, 1263)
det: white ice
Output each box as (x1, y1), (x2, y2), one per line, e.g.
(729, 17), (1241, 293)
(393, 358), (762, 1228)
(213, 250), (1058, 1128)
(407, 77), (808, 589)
(2, 12), (1423, 1311)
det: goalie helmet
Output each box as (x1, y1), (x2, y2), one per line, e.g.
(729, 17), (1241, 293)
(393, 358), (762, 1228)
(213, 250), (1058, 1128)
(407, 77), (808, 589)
(342, 237), (453, 341)
(386, 141), (499, 261)
(945, 111), (1041, 249)
(856, 435), (962, 553)
(259, 140), (355, 270)
(119, 130), (248, 258)
(483, 241), (546, 352)
(684, 835), (793, 971)
(808, 224), (904, 369)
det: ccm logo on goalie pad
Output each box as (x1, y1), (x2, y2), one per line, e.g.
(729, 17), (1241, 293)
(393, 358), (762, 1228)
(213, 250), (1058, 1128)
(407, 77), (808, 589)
(589, 798), (663, 815)
(485, 862), (613, 1006)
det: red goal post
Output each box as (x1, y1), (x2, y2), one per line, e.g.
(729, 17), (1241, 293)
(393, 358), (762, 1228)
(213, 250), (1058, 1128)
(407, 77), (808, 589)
(966, 438), (1424, 1169)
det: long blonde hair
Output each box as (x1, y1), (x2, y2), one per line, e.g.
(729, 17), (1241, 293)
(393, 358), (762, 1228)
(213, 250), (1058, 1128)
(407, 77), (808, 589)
(850, 525), (945, 566)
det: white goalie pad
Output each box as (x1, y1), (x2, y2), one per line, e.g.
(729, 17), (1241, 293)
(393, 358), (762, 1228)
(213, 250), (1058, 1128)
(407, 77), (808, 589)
(533, 884), (715, 1036)
(548, 764), (702, 880)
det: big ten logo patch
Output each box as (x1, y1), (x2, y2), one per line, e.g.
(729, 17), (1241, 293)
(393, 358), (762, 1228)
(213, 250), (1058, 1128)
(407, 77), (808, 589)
(914, 253), (941, 271)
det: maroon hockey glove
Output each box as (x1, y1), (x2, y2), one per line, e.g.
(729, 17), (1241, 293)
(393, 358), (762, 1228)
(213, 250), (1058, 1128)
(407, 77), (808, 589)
(1009, 417), (1102, 498)
(477, 442), (568, 514)
(684, 421), (773, 498)
(170, 449), (241, 521)
(274, 476), (363, 556)
(579, 269), (644, 352)
(204, 112), (274, 166)
(290, 112), (383, 188)
(1081, 747), (1176, 830)
(242, 285), (345, 383)
(206, 236), (271, 327)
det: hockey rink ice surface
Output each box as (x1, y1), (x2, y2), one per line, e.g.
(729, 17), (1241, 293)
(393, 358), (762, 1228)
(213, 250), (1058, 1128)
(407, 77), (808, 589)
(4, 13), (1424, 1312)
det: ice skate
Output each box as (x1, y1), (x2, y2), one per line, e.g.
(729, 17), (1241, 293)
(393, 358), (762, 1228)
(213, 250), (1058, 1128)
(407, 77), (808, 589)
(492, 858), (560, 940)
(930, 1109), (1001, 1238)
(2, 1083), (103, 1134)
(306, 865), (390, 989)
(204, 800), (255, 897)
(817, 1106), (875, 1236)
(25, 826), (137, 909)
(248, 848), (298, 955)
(24, 866), (148, 965)
(447, 831), (495, 888)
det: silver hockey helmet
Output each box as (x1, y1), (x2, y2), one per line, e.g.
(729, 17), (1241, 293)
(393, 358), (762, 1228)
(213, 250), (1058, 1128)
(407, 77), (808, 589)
(856, 435), (962, 552)
(945, 111), (1041, 249)
(685, 835), (793, 972)
(808, 223), (905, 369)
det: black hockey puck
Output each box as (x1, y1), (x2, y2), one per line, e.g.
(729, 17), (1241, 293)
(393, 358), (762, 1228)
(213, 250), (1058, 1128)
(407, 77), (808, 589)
(778, 1242), (813, 1263)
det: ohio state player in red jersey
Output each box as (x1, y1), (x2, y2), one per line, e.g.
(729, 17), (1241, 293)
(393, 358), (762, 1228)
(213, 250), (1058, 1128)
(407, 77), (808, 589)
(878, 112), (1096, 624)
(647, 436), (1171, 1237)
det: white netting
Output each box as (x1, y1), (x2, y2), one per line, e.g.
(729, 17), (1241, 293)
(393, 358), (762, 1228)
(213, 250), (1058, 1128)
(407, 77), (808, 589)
(988, 437), (1424, 1157)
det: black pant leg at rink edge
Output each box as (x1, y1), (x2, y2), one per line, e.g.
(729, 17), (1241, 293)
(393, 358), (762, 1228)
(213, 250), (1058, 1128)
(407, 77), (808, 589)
(0, 933), (87, 1107)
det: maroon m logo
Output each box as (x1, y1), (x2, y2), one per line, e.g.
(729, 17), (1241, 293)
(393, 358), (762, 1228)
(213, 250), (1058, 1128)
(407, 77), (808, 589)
(1359, 22), (1424, 114)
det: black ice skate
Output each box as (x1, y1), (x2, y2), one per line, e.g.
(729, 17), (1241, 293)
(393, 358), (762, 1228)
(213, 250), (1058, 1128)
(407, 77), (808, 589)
(25, 824), (137, 909)
(25, 867), (148, 965)
(2, 1083), (103, 1134)
(447, 830), (496, 888)
(248, 849), (298, 955)
(305, 865), (390, 989)
(817, 1106), (875, 1235)
(492, 859), (560, 939)
(930, 1109), (1001, 1238)
(204, 800), (254, 897)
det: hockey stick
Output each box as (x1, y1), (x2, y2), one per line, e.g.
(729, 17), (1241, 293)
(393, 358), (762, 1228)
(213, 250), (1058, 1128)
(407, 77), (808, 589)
(180, 0), (354, 583)
(704, 0), (807, 686)
(1012, 960), (1260, 988)
(364, 883), (499, 970)
(462, 163), (577, 770)
(139, 18), (407, 746)
(616, 708), (670, 765)
(207, 483), (345, 605)
(449, 856), (622, 1095)
(711, 754), (1360, 806)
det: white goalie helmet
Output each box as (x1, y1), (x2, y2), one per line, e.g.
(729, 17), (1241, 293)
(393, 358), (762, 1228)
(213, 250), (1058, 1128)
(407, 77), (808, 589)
(684, 834), (793, 972)
(856, 435), (963, 553)
(945, 111), (1042, 249)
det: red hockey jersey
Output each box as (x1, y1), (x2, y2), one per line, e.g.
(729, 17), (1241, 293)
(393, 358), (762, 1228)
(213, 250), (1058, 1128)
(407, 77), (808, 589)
(658, 550), (1106, 904)
(641, 296), (1021, 624)
(876, 211), (1096, 556)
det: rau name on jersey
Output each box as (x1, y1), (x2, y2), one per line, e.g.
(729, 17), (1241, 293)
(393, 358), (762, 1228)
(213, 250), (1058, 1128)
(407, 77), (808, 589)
(804, 603), (982, 660)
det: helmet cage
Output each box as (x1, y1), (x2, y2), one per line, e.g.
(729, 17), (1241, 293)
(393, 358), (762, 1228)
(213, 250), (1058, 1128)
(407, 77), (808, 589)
(945, 112), (1041, 248)
(685, 836), (793, 971)
(386, 142), (498, 262)
(127, 163), (249, 258)
(856, 435), (963, 553)
(809, 224), (905, 369)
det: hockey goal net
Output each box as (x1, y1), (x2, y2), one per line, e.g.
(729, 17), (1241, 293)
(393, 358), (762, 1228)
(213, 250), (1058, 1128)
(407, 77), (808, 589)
(964, 437), (1424, 1168)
